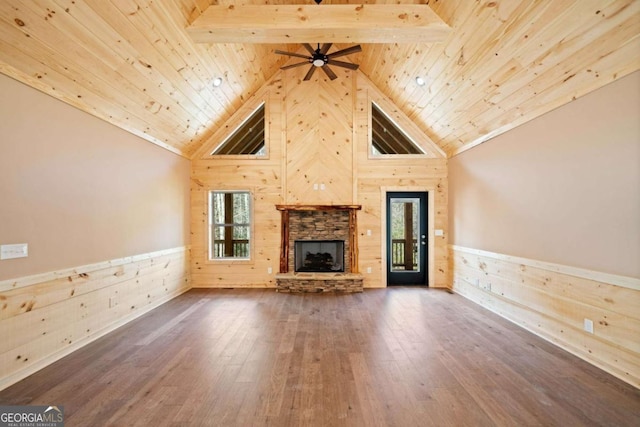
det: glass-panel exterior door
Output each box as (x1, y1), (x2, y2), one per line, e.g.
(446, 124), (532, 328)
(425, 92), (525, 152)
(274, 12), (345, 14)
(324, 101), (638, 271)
(386, 192), (427, 285)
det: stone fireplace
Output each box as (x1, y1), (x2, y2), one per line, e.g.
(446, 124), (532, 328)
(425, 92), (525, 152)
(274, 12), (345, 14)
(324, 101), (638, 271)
(275, 205), (363, 292)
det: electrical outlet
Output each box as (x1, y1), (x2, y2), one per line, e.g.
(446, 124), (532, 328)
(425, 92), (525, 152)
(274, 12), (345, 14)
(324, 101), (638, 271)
(109, 297), (117, 308)
(1, 243), (28, 260)
(267, 267), (273, 274)
(584, 318), (594, 334)
(313, 183), (318, 190)
(366, 229), (372, 236)
(366, 267), (372, 274)
(474, 278), (480, 286)
(320, 183), (326, 190)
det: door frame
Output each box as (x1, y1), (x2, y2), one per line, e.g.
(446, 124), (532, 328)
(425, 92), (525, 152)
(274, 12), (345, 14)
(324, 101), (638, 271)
(381, 186), (436, 287)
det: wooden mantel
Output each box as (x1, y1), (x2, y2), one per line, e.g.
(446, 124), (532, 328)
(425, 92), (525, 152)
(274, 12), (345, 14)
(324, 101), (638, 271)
(276, 204), (361, 211)
(276, 205), (361, 274)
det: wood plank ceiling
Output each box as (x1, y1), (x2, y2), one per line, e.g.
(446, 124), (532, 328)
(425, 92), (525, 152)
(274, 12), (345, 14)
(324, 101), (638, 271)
(0, 1), (638, 158)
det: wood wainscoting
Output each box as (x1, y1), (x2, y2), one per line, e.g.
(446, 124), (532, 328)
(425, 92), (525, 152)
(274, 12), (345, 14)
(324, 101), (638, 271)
(449, 245), (640, 388)
(0, 247), (191, 391)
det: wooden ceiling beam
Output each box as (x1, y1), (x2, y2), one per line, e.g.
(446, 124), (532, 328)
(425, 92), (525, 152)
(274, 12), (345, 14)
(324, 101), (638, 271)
(186, 4), (451, 44)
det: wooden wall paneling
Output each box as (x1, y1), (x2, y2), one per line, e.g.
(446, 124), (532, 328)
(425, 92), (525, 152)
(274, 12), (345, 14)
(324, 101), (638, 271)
(191, 84), (284, 288)
(449, 245), (640, 388)
(451, 253), (640, 353)
(284, 65), (354, 204)
(189, 175), (282, 288)
(0, 250), (186, 322)
(283, 62), (318, 201)
(351, 73), (368, 204)
(353, 76), (448, 288)
(192, 67), (448, 288)
(451, 274), (640, 388)
(16, 254), (188, 343)
(0, 247), (190, 390)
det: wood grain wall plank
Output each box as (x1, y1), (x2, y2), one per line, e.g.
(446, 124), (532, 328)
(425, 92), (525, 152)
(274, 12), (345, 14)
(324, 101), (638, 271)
(450, 245), (640, 388)
(0, 247), (191, 390)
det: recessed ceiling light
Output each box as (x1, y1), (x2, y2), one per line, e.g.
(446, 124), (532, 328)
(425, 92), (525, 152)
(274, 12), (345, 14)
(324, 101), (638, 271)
(415, 76), (426, 86)
(212, 77), (223, 87)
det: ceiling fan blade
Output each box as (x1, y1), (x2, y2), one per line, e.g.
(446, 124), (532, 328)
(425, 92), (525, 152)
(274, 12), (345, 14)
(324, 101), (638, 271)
(327, 45), (362, 59)
(302, 43), (316, 55)
(303, 66), (317, 81)
(281, 61), (311, 70)
(319, 43), (333, 55)
(321, 65), (338, 80)
(327, 59), (359, 70)
(274, 49), (311, 60)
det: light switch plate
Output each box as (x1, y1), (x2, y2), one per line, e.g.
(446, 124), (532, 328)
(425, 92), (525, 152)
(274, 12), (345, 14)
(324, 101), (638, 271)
(1, 243), (28, 260)
(584, 318), (594, 334)
(434, 229), (444, 236)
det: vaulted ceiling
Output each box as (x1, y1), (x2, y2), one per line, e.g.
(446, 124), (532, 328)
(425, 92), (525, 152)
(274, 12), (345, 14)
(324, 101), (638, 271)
(0, 1), (638, 158)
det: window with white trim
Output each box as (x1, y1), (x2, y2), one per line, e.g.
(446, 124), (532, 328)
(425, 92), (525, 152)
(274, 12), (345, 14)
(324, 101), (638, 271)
(209, 191), (251, 260)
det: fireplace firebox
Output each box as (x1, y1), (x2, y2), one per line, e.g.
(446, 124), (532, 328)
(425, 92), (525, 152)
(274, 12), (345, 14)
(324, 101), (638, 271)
(294, 240), (345, 273)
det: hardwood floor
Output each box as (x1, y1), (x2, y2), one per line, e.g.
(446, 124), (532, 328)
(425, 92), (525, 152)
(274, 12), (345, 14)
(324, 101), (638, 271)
(1, 288), (638, 426)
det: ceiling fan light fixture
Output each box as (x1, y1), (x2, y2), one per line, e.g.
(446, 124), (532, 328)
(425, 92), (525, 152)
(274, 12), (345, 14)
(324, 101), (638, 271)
(415, 76), (426, 86)
(275, 42), (361, 81)
(212, 77), (223, 87)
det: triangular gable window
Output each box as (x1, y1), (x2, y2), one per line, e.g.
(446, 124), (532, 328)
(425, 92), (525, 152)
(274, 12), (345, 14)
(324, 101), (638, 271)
(212, 103), (265, 155)
(371, 102), (423, 155)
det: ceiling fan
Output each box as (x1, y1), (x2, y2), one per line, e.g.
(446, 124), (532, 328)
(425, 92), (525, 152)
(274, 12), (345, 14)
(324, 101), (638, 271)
(275, 43), (362, 81)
